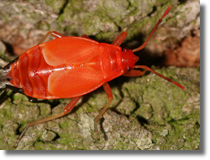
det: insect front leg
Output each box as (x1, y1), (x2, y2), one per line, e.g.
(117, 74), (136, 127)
(14, 96), (81, 148)
(123, 69), (146, 77)
(94, 82), (113, 134)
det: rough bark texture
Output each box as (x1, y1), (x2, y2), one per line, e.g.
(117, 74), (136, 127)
(0, 0), (200, 150)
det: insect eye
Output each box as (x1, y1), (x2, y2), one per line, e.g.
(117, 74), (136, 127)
(123, 47), (129, 51)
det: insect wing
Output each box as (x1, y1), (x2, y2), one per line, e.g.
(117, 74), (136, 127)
(48, 66), (104, 98)
(42, 37), (99, 66)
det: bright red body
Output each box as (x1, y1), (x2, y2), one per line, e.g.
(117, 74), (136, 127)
(7, 36), (138, 99)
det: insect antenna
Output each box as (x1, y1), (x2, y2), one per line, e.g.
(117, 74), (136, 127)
(134, 65), (186, 90)
(132, 5), (172, 53)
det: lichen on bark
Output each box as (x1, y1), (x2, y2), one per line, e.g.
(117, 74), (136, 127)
(0, 0), (200, 150)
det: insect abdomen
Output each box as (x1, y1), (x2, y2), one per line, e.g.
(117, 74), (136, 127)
(8, 45), (57, 99)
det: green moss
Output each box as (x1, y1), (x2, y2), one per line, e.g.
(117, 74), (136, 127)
(44, 0), (66, 13)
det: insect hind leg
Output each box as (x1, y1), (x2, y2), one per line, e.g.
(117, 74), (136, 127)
(38, 31), (64, 44)
(3, 31), (64, 70)
(14, 96), (81, 148)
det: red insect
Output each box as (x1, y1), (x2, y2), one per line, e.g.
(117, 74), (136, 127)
(0, 5), (185, 148)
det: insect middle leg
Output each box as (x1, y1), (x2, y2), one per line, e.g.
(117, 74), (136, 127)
(81, 34), (89, 38)
(112, 31), (127, 46)
(82, 32), (126, 45)
(14, 96), (81, 148)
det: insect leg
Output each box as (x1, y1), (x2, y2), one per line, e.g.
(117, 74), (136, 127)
(123, 69), (146, 77)
(81, 34), (89, 38)
(94, 82), (113, 133)
(0, 89), (8, 104)
(4, 31), (63, 70)
(14, 96), (81, 148)
(112, 31), (127, 46)
(38, 31), (64, 44)
(82, 32), (127, 44)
